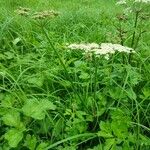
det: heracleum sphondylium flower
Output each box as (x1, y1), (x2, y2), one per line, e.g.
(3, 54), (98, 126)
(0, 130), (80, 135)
(67, 43), (135, 59)
(67, 43), (100, 52)
(116, 0), (127, 5)
(135, 0), (150, 3)
(116, 0), (150, 5)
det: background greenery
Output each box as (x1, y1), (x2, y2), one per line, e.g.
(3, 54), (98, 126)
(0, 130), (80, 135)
(0, 0), (150, 149)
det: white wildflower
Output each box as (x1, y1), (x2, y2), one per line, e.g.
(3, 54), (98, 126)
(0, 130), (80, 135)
(135, 0), (150, 3)
(67, 42), (135, 60)
(67, 43), (100, 52)
(116, 0), (127, 5)
(124, 7), (132, 14)
(104, 54), (110, 60)
(113, 44), (133, 53)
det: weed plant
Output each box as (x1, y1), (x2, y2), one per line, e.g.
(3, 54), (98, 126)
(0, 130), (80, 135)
(0, 0), (150, 150)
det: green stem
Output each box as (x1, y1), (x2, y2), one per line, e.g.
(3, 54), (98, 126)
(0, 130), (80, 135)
(45, 133), (97, 149)
(41, 25), (89, 112)
(129, 10), (140, 64)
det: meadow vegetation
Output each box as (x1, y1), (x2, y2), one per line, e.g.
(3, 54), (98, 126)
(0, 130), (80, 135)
(0, 0), (150, 149)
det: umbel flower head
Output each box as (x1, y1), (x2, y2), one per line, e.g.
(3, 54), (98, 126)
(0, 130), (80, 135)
(67, 43), (100, 52)
(116, 0), (150, 5)
(67, 43), (135, 60)
(116, 0), (127, 5)
(15, 6), (30, 16)
(135, 0), (150, 3)
(32, 10), (59, 19)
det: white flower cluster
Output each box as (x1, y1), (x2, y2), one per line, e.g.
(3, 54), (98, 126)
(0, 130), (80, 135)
(67, 43), (100, 52)
(135, 0), (150, 3)
(116, 0), (127, 5)
(116, 0), (150, 5)
(67, 43), (135, 59)
(94, 43), (134, 55)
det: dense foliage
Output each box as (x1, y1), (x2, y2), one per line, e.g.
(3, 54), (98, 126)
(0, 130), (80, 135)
(0, 0), (150, 149)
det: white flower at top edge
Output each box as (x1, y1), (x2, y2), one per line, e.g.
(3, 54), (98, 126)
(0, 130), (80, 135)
(116, 0), (127, 5)
(135, 0), (150, 3)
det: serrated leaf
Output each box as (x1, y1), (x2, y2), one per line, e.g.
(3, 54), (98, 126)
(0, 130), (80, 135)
(40, 99), (56, 110)
(104, 138), (116, 150)
(4, 129), (23, 148)
(22, 99), (45, 120)
(79, 72), (90, 80)
(4, 52), (15, 59)
(22, 98), (56, 120)
(97, 131), (113, 138)
(27, 76), (44, 87)
(126, 88), (136, 100)
(1, 94), (16, 108)
(36, 142), (48, 150)
(24, 134), (37, 150)
(99, 121), (111, 132)
(2, 110), (20, 127)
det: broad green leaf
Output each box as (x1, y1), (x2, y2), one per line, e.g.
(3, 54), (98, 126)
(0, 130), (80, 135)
(22, 98), (56, 120)
(24, 134), (37, 150)
(140, 134), (150, 146)
(36, 142), (48, 150)
(4, 52), (15, 59)
(99, 121), (111, 132)
(109, 87), (126, 100)
(79, 72), (90, 80)
(27, 76), (44, 87)
(1, 94), (15, 107)
(142, 87), (150, 98)
(97, 131), (113, 138)
(4, 129), (23, 148)
(87, 144), (103, 150)
(40, 99), (56, 110)
(104, 138), (116, 150)
(126, 88), (136, 100)
(2, 110), (20, 127)
(22, 99), (45, 120)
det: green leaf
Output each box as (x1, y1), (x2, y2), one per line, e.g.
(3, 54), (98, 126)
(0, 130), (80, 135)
(4, 129), (23, 148)
(27, 76), (44, 87)
(40, 99), (56, 110)
(4, 52), (15, 59)
(2, 110), (21, 128)
(140, 134), (150, 146)
(79, 72), (90, 80)
(99, 121), (111, 133)
(24, 134), (37, 150)
(109, 87), (126, 100)
(13, 37), (21, 45)
(1, 94), (16, 108)
(22, 98), (56, 120)
(126, 88), (136, 100)
(97, 131), (113, 138)
(104, 138), (116, 150)
(36, 142), (48, 150)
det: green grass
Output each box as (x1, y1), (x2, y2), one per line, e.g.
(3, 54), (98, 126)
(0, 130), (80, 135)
(0, 0), (150, 150)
